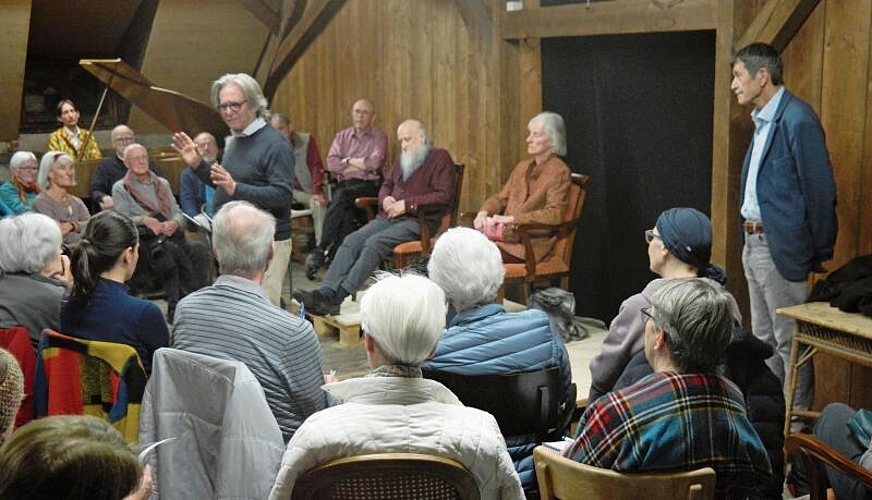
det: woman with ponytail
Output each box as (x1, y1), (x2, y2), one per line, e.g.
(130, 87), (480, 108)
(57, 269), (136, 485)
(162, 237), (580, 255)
(60, 211), (168, 374)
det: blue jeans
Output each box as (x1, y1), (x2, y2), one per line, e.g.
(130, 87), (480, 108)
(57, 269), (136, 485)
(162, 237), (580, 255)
(321, 216), (420, 300)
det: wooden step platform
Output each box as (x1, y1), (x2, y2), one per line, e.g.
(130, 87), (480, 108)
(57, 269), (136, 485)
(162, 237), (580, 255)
(289, 296), (363, 347)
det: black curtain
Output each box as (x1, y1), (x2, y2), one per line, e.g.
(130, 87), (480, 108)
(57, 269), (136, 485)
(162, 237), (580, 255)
(541, 30), (716, 323)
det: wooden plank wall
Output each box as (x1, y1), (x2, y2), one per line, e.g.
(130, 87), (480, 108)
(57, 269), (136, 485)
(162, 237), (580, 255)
(270, 0), (522, 213)
(722, 0), (872, 409)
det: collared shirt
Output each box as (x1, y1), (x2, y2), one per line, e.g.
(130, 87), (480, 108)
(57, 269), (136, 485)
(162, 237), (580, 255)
(565, 371), (772, 498)
(741, 86), (785, 221)
(231, 116), (267, 138)
(326, 126), (387, 182)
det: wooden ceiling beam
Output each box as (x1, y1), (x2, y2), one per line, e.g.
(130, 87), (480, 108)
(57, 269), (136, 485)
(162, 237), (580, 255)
(501, 0), (716, 40)
(241, 0), (281, 34)
(278, 0), (307, 41)
(734, 0), (821, 53)
(263, 0), (347, 99)
(453, 0), (492, 36)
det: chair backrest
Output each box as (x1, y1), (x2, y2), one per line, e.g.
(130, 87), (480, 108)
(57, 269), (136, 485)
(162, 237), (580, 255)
(422, 366), (560, 438)
(786, 432), (872, 500)
(34, 329), (146, 443)
(442, 163), (465, 231)
(533, 447), (716, 500)
(0, 326), (36, 429)
(549, 173), (589, 264)
(140, 348), (284, 500)
(291, 453), (481, 500)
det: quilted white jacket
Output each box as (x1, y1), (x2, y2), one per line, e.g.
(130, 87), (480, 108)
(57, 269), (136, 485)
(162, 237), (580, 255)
(269, 376), (524, 500)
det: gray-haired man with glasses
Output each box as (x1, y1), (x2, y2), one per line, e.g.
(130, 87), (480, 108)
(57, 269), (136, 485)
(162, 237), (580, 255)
(171, 73), (294, 306)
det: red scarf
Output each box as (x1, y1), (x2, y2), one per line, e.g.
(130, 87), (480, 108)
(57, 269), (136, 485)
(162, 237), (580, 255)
(12, 177), (40, 204)
(122, 171), (172, 220)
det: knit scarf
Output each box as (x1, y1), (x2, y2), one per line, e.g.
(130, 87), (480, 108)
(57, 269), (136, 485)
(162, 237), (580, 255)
(366, 365), (422, 379)
(12, 177), (39, 204)
(122, 171), (172, 220)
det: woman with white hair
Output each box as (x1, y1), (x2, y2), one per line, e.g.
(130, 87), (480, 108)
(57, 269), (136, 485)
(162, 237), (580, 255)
(422, 227), (571, 491)
(0, 213), (71, 346)
(31, 152), (89, 245)
(474, 111), (572, 263)
(0, 152), (40, 214)
(270, 273), (523, 500)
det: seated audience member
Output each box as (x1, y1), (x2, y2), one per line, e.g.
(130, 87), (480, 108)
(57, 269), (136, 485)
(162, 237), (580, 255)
(90, 125), (165, 211)
(0, 213), (71, 345)
(0, 349), (24, 443)
(305, 99), (387, 280)
(270, 112), (327, 243)
(0, 415), (151, 500)
(172, 201), (329, 443)
(46, 99), (102, 161)
(0, 200), (11, 218)
(565, 279), (772, 498)
(179, 132), (218, 225)
(270, 274), (523, 500)
(112, 143), (210, 321)
(589, 207), (739, 402)
(789, 402), (872, 500)
(474, 111), (571, 263)
(294, 119), (455, 315)
(422, 227), (571, 490)
(32, 152), (89, 245)
(0, 152), (40, 214)
(61, 210), (170, 375)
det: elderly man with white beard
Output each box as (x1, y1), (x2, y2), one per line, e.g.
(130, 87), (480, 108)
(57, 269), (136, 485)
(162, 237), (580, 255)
(294, 120), (456, 315)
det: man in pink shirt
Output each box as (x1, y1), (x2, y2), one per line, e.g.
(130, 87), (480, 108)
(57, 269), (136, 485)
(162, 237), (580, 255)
(305, 99), (387, 280)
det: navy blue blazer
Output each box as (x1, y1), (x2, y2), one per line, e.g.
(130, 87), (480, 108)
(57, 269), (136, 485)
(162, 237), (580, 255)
(740, 89), (837, 282)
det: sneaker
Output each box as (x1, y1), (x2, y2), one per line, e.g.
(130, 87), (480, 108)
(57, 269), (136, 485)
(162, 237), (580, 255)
(305, 250), (325, 281)
(306, 290), (340, 316)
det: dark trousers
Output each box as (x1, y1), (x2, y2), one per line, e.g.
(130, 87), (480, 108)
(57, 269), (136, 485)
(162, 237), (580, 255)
(318, 179), (379, 253)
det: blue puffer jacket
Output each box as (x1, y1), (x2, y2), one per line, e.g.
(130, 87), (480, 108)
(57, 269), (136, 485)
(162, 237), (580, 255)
(422, 303), (572, 489)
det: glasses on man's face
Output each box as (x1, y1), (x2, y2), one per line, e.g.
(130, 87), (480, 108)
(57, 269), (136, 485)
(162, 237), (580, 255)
(644, 229), (662, 244)
(640, 306), (654, 325)
(217, 100), (247, 112)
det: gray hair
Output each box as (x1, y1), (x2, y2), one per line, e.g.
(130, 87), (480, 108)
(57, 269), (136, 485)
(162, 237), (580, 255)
(211, 201), (276, 277)
(733, 43), (783, 86)
(121, 143), (147, 161)
(649, 279), (734, 373)
(269, 112), (290, 126)
(530, 111), (567, 156)
(0, 212), (62, 276)
(9, 152), (37, 174)
(360, 273), (447, 366)
(428, 227), (504, 308)
(211, 73), (269, 118)
(37, 151), (73, 190)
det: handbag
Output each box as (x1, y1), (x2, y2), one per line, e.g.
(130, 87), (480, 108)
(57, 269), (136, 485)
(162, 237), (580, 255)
(848, 408), (872, 447)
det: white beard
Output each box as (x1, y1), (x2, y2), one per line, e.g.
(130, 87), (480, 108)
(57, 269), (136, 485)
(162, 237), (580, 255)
(400, 145), (430, 179)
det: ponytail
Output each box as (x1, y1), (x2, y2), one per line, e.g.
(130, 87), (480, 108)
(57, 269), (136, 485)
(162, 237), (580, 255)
(68, 211), (138, 301)
(70, 237), (98, 299)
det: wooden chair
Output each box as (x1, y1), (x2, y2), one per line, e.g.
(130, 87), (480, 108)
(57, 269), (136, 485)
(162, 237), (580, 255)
(502, 173), (589, 302)
(533, 446), (716, 500)
(422, 366), (575, 441)
(34, 329), (147, 443)
(291, 453), (480, 500)
(355, 163), (465, 269)
(785, 432), (872, 500)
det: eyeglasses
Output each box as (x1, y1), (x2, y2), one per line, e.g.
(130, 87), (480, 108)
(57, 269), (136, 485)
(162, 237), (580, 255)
(18, 166), (38, 171)
(640, 306), (654, 325)
(644, 229), (662, 244)
(217, 100), (247, 112)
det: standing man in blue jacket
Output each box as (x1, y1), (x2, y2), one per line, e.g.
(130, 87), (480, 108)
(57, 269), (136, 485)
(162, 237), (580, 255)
(731, 43), (837, 418)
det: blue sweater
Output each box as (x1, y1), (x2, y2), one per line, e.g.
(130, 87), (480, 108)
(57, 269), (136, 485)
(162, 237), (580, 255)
(59, 279), (170, 374)
(423, 303), (572, 488)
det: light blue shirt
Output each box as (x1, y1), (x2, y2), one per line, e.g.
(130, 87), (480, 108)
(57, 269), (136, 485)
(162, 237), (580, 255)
(741, 86), (785, 221)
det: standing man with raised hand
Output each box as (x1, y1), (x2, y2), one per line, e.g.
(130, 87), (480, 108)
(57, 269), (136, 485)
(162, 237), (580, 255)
(171, 73), (294, 306)
(731, 42), (838, 422)
(304, 99), (387, 280)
